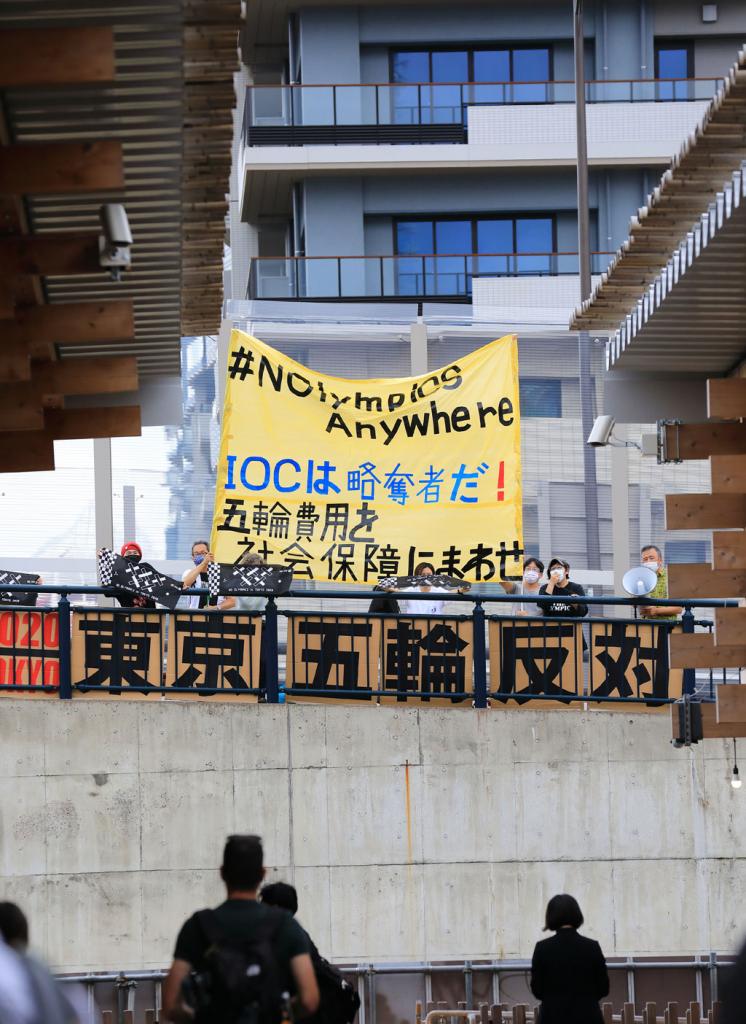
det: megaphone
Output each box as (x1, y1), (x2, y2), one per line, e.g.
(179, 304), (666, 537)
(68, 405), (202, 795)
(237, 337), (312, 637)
(622, 565), (658, 597)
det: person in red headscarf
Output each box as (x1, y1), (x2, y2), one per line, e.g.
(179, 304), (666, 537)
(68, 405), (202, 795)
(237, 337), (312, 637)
(115, 541), (156, 608)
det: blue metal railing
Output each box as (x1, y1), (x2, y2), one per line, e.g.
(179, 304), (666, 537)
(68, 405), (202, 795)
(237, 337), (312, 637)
(0, 584), (738, 706)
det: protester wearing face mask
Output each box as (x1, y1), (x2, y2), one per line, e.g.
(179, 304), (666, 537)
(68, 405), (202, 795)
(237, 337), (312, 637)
(115, 541), (156, 608)
(539, 558), (588, 618)
(499, 557), (545, 616)
(639, 544), (682, 620)
(181, 540), (217, 609)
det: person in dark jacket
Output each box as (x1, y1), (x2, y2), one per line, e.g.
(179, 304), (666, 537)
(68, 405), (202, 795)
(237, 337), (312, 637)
(721, 933), (746, 1024)
(368, 583), (399, 615)
(530, 894), (609, 1024)
(538, 559), (588, 618)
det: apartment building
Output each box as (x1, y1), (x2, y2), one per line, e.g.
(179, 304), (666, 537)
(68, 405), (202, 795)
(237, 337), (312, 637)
(216, 0), (746, 582)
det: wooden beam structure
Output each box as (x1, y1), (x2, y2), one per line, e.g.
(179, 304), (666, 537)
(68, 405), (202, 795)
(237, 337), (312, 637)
(0, 141), (124, 195)
(0, 356), (139, 432)
(44, 406), (141, 440)
(0, 234), (101, 277)
(700, 702), (746, 740)
(708, 377), (746, 420)
(0, 27), (114, 88)
(711, 455), (746, 493)
(716, 685), (746, 724)
(663, 421), (746, 460)
(713, 532), (746, 570)
(715, 608), (746, 646)
(0, 300), (135, 354)
(669, 632), (746, 670)
(667, 563), (746, 599)
(665, 492), (746, 530)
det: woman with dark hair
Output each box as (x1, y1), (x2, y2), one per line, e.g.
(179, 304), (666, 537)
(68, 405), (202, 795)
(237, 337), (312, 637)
(530, 894), (609, 1024)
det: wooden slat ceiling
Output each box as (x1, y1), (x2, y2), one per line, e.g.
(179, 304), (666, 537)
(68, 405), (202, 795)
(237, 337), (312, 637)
(571, 47), (746, 374)
(0, 0), (239, 375)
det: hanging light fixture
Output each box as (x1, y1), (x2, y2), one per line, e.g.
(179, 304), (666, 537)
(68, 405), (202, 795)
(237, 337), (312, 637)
(731, 738), (742, 790)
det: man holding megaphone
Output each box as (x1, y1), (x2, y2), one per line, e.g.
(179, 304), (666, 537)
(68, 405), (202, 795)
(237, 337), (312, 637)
(638, 544), (682, 621)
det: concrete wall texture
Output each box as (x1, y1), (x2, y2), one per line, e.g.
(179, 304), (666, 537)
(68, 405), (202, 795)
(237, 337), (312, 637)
(2, 699), (746, 974)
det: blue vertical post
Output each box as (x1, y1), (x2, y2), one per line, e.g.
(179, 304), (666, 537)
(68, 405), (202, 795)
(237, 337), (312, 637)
(681, 605), (696, 696)
(472, 598), (488, 708)
(57, 592), (72, 700)
(264, 596), (280, 703)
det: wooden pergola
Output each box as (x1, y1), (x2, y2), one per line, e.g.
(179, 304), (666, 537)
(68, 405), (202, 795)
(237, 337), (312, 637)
(0, 0), (240, 473)
(567, 46), (746, 739)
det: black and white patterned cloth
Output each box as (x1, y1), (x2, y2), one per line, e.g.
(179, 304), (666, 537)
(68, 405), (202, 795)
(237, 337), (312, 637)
(208, 562), (293, 597)
(97, 548), (117, 588)
(377, 574), (469, 591)
(97, 548), (182, 610)
(0, 570), (41, 606)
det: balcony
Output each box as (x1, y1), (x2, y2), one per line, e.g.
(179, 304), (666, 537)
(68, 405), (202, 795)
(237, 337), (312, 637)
(243, 78), (721, 146)
(247, 252), (614, 302)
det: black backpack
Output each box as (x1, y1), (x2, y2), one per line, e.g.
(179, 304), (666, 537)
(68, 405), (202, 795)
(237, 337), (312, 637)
(311, 951), (361, 1024)
(182, 908), (288, 1024)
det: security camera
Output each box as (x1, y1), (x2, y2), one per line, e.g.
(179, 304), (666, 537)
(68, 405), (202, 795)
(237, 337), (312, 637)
(99, 203), (132, 281)
(587, 415), (615, 447)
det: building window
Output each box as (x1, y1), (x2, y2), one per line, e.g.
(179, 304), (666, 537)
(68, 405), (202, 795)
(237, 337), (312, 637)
(664, 540), (709, 564)
(390, 45), (553, 122)
(519, 378), (562, 418)
(654, 41), (694, 100)
(394, 214), (556, 295)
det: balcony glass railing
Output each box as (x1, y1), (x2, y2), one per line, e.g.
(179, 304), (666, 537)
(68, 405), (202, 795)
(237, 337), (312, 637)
(243, 78), (721, 142)
(247, 252), (615, 301)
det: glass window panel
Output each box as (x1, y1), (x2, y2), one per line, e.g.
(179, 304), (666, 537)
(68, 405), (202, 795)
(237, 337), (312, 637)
(428, 84), (462, 123)
(391, 51), (429, 83)
(473, 50), (510, 104)
(519, 378), (562, 418)
(396, 220), (433, 255)
(435, 220), (471, 254)
(476, 219), (513, 253)
(512, 47), (550, 102)
(431, 51), (468, 82)
(474, 50), (510, 82)
(395, 255), (427, 296)
(392, 52), (429, 122)
(516, 217), (553, 273)
(476, 219), (513, 275)
(432, 255), (469, 295)
(391, 84), (421, 124)
(657, 47), (689, 78)
(656, 46), (691, 100)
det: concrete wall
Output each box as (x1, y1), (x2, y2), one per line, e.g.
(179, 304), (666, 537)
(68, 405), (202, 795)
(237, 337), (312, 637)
(2, 699), (745, 974)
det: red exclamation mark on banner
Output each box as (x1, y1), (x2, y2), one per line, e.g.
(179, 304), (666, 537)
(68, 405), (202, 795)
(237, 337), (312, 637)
(497, 461), (505, 501)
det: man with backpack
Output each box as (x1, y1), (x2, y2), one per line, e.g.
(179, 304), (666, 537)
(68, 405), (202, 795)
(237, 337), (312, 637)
(163, 835), (319, 1024)
(261, 883), (360, 1024)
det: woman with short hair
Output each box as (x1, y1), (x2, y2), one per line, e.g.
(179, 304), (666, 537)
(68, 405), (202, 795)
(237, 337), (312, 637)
(530, 894), (609, 1024)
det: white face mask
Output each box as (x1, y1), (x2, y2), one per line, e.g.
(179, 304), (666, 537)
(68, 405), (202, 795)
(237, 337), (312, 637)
(642, 559), (660, 572)
(523, 569), (540, 584)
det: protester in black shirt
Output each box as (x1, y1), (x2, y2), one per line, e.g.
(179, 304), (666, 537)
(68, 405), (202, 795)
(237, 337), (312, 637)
(163, 835), (319, 1024)
(262, 882), (360, 1024)
(539, 558), (588, 617)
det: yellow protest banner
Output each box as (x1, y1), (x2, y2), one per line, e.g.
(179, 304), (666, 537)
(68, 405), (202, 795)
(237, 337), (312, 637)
(211, 329), (523, 585)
